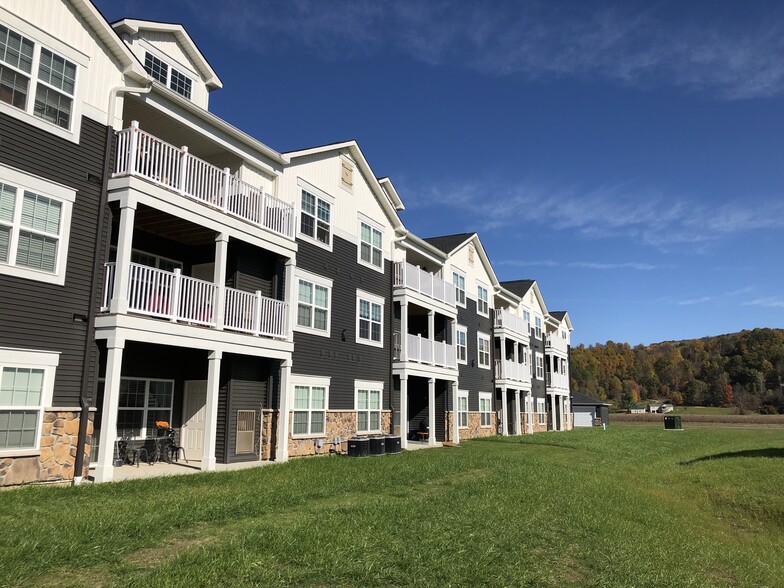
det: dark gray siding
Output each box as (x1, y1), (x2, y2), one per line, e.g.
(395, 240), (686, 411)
(531, 330), (546, 401)
(292, 236), (393, 411)
(455, 299), (494, 411)
(0, 113), (112, 407)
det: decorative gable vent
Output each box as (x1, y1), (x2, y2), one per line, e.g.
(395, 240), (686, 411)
(341, 159), (353, 190)
(468, 244), (475, 266)
(236, 410), (255, 454)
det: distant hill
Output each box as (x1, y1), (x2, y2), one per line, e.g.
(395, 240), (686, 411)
(570, 328), (784, 414)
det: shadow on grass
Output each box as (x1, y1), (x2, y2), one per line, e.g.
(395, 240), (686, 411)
(681, 447), (784, 465)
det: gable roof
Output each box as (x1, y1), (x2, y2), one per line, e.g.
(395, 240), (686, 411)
(572, 392), (610, 406)
(422, 233), (474, 255)
(111, 18), (223, 89)
(549, 310), (574, 331)
(284, 140), (405, 229)
(65, 1), (148, 83)
(500, 279), (535, 298)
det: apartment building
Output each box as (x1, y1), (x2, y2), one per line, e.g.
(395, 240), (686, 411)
(0, 1), (574, 487)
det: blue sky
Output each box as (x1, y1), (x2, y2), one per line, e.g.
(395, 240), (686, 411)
(96, 0), (784, 346)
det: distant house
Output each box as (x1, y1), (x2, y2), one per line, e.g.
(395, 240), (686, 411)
(629, 406), (647, 414)
(572, 392), (610, 427)
(658, 403), (674, 413)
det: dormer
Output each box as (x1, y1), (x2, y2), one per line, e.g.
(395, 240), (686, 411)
(112, 19), (222, 110)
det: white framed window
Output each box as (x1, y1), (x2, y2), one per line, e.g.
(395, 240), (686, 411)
(291, 375), (329, 437)
(0, 15), (86, 142)
(535, 316), (543, 338)
(0, 163), (75, 285)
(535, 353), (544, 379)
(299, 184), (332, 248)
(356, 290), (383, 347)
(356, 380), (383, 433)
(561, 359), (568, 376)
(561, 329), (567, 340)
(143, 51), (193, 100)
(537, 397), (546, 425)
(477, 283), (489, 316)
(294, 269), (332, 337)
(479, 392), (492, 428)
(477, 332), (491, 369)
(456, 325), (468, 364)
(0, 348), (58, 454)
(358, 219), (383, 270)
(117, 378), (174, 438)
(452, 269), (466, 307)
(523, 309), (531, 323)
(457, 390), (469, 428)
(110, 246), (183, 273)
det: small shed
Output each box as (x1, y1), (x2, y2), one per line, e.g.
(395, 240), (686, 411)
(572, 392), (611, 427)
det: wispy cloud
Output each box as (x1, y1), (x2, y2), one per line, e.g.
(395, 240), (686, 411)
(497, 259), (663, 271)
(675, 286), (755, 306)
(743, 297), (784, 309)
(174, 0), (784, 100)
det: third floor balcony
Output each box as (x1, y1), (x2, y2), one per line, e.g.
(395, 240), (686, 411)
(394, 261), (456, 309)
(545, 332), (569, 354)
(494, 308), (530, 341)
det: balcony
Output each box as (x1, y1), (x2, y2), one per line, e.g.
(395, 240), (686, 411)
(114, 123), (295, 240)
(393, 262), (455, 307)
(101, 262), (287, 339)
(546, 371), (570, 391)
(545, 333), (569, 354)
(494, 359), (531, 385)
(393, 332), (457, 369)
(493, 308), (530, 340)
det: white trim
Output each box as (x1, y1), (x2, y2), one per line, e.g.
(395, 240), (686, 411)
(355, 289), (384, 348)
(0, 163), (76, 285)
(479, 391), (492, 428)
(455, 325), (468, 365)
(476, 281), (490, 317)
(457, 389), (469, 429)
(296, 178), (334, 252)
(355, 379), (384, 434)
(116, 377), (175, 438)
(290, 374), (330, 438)
(477, 332), (491, 369)
(451, 267), (467, 308)
(293, 269), (332, 338)
(357, 215), (384, 273)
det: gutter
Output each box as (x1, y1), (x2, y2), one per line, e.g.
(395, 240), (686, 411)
(73, 84), (152, 485)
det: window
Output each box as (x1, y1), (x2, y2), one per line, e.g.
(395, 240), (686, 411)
(356, 382), (383, 433)
(477, 333), (491, 369)
(523, 310), (531, 326)
(0, 349), (57, 452)
(537, 398), (546, 425)
(457, 390), (468, 428)
(292, 379), (327, 437)
(356, 290), (383, 346)
(452, 270), (466, 306)
(535, 353), (544, 379)
(477, 283), (489, 316)
(300, 189), (331, 246)
(479, 392), (492, 428)
(561, 360), (568, 376)
(117, 378), (173, 438)
(143, 51), (192, 100)
(110, 247), (183, 273)
(0, 22), (83, 137)
(0, 164), (75, 285)
(456, 326), (467, 364)
(296, 273), (331, 336)
(359, 221), (383, 269)
(535, 316), (542, 338)
(561, 329), (567, 339)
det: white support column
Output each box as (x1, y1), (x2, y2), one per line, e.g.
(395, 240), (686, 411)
(213, 233), (229, 330)
(276, 359), (292, 461)
(284, 256), (296, 341)
(94, 337), (124, 483)
(501, 386), (509, 436)
(500, 334), (507, 379)
(527, 391), (534, 434)
(560, 395), (565, 431)
(202, 350), (223, 470)
(428, 377), (436, 446)
(514, 389), (521, 435)
(451, 380), (460, 444)
(550, 393), (557, 431)
(400, 301), (408, 360)
(110, 196), (137, 314)
(400, 375), (408, 449)
(428, 310), (435, 363)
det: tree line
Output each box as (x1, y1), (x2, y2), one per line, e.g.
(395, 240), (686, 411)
(570, 328), (784, 413)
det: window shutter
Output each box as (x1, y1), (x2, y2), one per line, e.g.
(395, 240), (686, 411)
(341, 161), (353, 188)
(236, 410), (255, 454)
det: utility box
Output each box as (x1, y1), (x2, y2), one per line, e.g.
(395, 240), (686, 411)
(664, 415), (683, 430)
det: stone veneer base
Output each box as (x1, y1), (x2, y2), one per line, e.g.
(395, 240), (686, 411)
(288, 411), (393, 458)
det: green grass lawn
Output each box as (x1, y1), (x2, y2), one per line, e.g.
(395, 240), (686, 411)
(2, 427), (783, 587)
(673, 406), (737, 415)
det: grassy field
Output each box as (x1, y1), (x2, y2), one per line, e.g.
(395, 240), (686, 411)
(673, 406), (737, 415)
(1, 427), (783, 587)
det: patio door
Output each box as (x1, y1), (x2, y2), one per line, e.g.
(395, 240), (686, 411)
(182, 380), (207, 461)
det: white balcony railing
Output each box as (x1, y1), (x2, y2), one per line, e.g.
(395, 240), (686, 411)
(494, 359), (532, 384)
(494, 308), (530, 339)
(546, 371), (570, 390)
(545, 333), (569, 353)
(393, 262), (456, 307)
(102, 262), (287, 339)
(394, 333), (457, 369)
(114, 122), (295, 240)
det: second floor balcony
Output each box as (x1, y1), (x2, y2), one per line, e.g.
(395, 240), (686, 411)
(393, 332), (457, 369)
(494, 308), (530, 340)
(546, 371), (570, 391)
(114, 122), (295, 241)
(494, 359), (532, 385)
(394, 262), (456, 308)
(101, 262), (287, 339)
